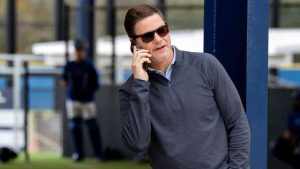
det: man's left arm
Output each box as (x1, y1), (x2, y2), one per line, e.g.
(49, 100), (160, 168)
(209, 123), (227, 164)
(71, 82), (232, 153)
(90, 64), (100, 91)
(207, 55), (251, 169)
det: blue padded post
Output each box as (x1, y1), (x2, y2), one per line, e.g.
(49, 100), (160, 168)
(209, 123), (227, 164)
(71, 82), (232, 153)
(204, 0), (268, 168)
(76, 0), (95, 61)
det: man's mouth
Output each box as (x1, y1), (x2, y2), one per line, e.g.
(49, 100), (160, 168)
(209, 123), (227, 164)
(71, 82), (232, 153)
(154, 45), (166, 51)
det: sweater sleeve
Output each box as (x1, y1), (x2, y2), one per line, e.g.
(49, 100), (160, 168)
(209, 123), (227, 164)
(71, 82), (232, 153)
(206, 55), (251, 169)
(119, 78), (152, 152)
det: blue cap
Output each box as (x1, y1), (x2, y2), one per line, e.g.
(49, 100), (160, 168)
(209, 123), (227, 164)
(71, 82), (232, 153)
(74, 39), (86, 50)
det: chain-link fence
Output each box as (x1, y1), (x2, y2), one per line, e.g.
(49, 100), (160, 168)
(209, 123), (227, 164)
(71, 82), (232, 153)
(29, 111), (62, 152)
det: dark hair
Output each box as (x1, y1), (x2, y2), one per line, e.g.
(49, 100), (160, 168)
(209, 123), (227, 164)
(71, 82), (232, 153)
(124, 4), (164, 38)
(74, 38), (86, 51)
(124, 5), (164, 53)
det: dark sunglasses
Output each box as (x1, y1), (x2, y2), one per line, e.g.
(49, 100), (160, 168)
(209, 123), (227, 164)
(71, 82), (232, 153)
(133, 24), (169, 43)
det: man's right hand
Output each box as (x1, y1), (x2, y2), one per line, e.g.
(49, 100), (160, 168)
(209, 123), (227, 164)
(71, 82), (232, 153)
(131, 46), (152, 81)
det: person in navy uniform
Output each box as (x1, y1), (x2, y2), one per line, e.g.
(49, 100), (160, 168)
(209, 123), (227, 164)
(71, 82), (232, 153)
(273, 91), (300, 169)
(62, 39), (104, 162)
(285, 91), (300, 169)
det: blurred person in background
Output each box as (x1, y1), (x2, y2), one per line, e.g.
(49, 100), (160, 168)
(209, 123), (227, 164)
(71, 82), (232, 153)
(119, 4), (250, 169)
(273, 91), (300, 169)
(62, 39), (104, 162)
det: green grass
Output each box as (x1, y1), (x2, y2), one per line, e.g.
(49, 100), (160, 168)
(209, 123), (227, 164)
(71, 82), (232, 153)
(0, 153), (151, 169)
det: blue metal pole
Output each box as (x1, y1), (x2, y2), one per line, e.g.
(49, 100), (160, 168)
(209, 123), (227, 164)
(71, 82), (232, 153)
(204, 0), (247, 105)
(55, 0), (64, 40)
(77, 0), (95, 61)
(204, 0), (268, 168)
(63, 4), (70, 63)
(247, 0), (269, 168)
(106, 0), (116, 84)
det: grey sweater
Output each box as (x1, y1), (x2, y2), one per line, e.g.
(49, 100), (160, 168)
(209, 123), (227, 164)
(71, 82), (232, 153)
(119, 47), (250, 169)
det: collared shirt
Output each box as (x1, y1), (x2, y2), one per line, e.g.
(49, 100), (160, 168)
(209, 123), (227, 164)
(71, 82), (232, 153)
(147, 45), (176, 81)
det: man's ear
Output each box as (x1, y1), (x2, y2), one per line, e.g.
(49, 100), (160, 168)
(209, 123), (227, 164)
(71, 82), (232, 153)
(130, 38), (136, 53)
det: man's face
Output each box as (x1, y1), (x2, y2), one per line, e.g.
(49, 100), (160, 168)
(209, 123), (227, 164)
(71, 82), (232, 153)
(134, 13), (173, 63)
(75, 49), (86, 62)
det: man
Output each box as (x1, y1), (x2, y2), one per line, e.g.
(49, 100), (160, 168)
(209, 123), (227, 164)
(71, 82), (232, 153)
(62, 39), (104, 162)
(273, 91), (300, 168)
(119, 4), (250, 169)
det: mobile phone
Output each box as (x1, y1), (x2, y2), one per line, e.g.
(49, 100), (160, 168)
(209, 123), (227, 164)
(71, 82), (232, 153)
(136, 45), (149, 70)
(130, 40), (149, 70)
(143, 61), (149, 70)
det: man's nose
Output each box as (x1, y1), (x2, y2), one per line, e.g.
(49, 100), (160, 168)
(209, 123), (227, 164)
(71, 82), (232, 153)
(153, 32), (163, 43)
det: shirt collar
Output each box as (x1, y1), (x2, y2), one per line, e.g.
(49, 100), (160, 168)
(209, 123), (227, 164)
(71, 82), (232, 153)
(170, 45), (177, 65)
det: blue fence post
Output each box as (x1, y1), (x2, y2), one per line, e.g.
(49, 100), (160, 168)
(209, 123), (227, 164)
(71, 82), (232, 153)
(204, 0), (268, 168)
(77, 0), (95, 61)
(247, 0), (269, 168)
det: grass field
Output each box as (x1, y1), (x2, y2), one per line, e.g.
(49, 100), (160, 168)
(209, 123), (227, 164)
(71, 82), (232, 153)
(0, 153), (151, 169)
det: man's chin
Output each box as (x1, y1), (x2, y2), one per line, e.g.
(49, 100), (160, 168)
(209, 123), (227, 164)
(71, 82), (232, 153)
(152, 49), (171, 62)
(151, 54), (169, 63)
